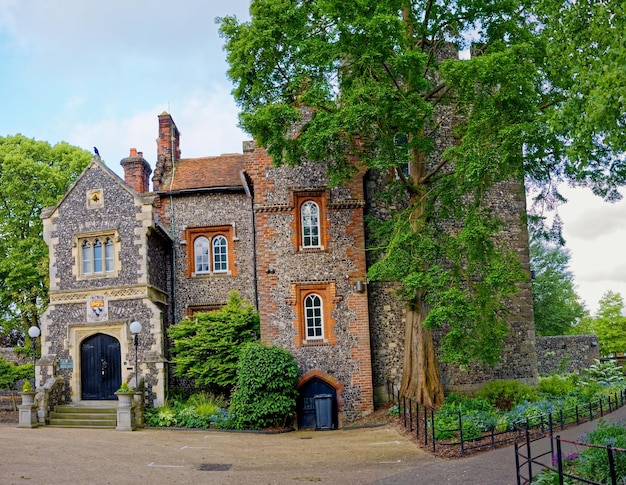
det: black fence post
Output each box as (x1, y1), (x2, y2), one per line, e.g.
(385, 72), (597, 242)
(402, 395), (406, 422)
(514, 443), (522, 485)
(424, 405), (428, 448)
(556, 436), (564, 485)
(409, 398), (413, 432)
(458, 410), (464, 457)
(525, 419), (533, 482)
(415, 401), (419, 439)
(430, 407), (436, 453)
(607, 445), (617, 485)
(548, 413), (555, 459)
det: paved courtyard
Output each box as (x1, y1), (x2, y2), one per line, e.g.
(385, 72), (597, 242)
(3, 403), (626, 485)
(0, 424), (439, 485)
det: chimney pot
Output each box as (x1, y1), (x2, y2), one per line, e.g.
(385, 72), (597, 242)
(130, 148), (137, 157)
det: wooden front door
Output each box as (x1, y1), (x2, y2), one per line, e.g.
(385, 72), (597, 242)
(81, 333), (121, 400)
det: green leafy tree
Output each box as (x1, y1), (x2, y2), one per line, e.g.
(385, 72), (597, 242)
(0, 135), (90, 339)
(0, 357), (33, 410)
(168, 292), (260, 394)
(586, 291), (626, 357)
(229, 342), (300, 430)
(529, 230), (586, 336)
(219, 0), (626, 406)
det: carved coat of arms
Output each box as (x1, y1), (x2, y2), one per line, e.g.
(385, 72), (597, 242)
(86, 294), (108, 322)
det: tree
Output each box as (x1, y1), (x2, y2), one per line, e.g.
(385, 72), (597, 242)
(219, 0), (626, 407)
(529, 229), (586, 336)
(0, 136), (90, 340)
(586, 291), (626, 357)
(168, 292), (260, 395)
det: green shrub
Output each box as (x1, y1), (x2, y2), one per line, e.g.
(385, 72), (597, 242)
(477, 379), (538, 411)
(229, 342), (300, 430)
(144, 393), (229, 429)
(145, 404), (177, 427)
(168, 292), (260, 395)
(538, 374), (577, 397)
(581, 359), (625, 387)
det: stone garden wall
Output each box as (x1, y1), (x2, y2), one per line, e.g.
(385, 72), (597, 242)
(535, 334), (599, 375)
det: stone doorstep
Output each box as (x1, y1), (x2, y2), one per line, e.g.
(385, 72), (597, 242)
(49, 402), (118, 429)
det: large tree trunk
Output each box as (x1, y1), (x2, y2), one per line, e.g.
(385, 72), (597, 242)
(400, 294), (445, 408)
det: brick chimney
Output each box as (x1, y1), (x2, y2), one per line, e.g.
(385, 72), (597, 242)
(121, 148), (152, 193)
(152, 112), (181, 191)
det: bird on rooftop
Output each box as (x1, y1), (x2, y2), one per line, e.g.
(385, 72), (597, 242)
(94, 147), (100, 156)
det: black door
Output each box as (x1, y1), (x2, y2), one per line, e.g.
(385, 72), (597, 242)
(297, 378), (337, 429)
(81, 333), (121, 400)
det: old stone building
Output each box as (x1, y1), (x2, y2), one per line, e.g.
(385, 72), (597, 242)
(38, 112), (538, 427)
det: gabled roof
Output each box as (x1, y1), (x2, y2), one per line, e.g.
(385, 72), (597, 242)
(41, 155), (154, 220)
(158, 154), (245, 193)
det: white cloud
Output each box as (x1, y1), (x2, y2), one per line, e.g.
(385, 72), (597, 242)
(65, 85), (247, 177)
(557, 186), (626, 312)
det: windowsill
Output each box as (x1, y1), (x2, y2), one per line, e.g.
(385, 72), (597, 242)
(302, 340), (329, 347)
(298, 246), (325, 253)
(191, 271), (233, 278)
(77, 272), (118, 280)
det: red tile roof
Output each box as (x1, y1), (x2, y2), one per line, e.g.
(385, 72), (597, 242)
(160, 154), (245, 191)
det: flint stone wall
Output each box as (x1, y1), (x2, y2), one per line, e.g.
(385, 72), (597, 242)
(164, 191), (256, 324)
(536, 334), (600, 375)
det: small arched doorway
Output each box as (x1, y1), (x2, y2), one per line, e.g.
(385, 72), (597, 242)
(297, 377), (338, 430)
(81, 333), (121, 400)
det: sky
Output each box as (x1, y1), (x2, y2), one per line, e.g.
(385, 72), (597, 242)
(0, 1), (624, 314)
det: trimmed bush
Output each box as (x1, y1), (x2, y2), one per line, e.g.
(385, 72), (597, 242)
(228, 342), (300, 430)
(477, 379), (538, 411)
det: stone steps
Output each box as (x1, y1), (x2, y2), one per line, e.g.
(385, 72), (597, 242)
(49, 404), (117, 429)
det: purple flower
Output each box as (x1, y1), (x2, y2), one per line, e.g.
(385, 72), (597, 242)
(566, 452), (579, 462)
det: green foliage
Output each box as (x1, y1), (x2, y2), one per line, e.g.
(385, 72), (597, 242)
(0, 357), (33, 391)
(0, 357), (33, 410)
(117, 382), (132, 393)
(0, 136), (90, 337)
(576, 421), (626, 483)
(582, 292), (626, 356)
(529, 230), (586, 336)
(477, 379), (538, 411)
(435, 393), (501, 440)
(144, 393), (230, 429)
(229, 342), (300, 430)
(144, 404), (177, 428)
(219, 0), (626, 404)
(538, 374), (577, 397)
(387, 404), (399, 417)
(581, 359), (625, 387)
(168, 292), (260, 394)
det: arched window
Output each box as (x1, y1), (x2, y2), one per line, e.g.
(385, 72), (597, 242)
(212, 235), (228, 273)
(185, 226), (235, 278)
(194, 236), (210, 274)
(301, 201), (320, 248)
(104, 238), (114, 272)
(304, 293), (323, 340)
(82, 241), (92, 274)
(93, 239), (103, 273)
